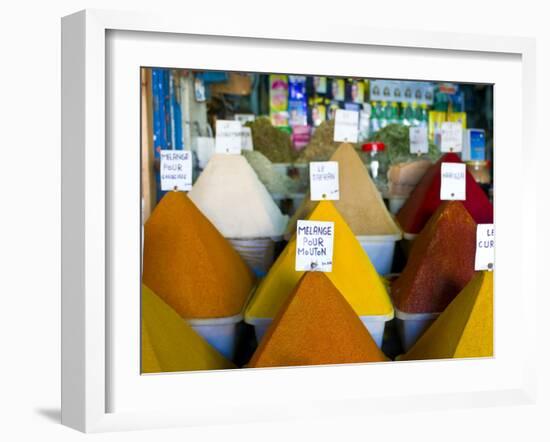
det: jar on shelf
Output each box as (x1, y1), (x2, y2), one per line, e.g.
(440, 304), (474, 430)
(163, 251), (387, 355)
(361, 142), (387, 193)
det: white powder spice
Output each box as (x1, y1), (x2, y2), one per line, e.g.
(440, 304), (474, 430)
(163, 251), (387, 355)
(188, 154), (289, 238)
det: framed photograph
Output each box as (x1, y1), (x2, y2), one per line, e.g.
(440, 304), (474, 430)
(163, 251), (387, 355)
(61, 9), (537, 433)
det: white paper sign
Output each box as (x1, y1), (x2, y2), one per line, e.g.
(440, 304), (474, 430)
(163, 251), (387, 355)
(295, 220), (335, 272)
(409, 126), (429, 154)
(440, 122), (463, 152)
(333, 109), (359, 143)
(215, 120), (242, 154)
(309, 161), (340, 201)
(241, 127), (254, 151)
(475, 224), (495, 271)
(440, 162), (466, 200)
(160, 150), (192, 191)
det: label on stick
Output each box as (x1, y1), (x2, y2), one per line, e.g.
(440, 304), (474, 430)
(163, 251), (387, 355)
(215, 120), (242, 154)
(333, 109), (359, 143)
(409, 126), (429, 154)
(475, 224), (495, 271)
(440, 122), (463, 152)
(241, 127), (254, 151)
(160, 150), (192, 191)
(309, 161), (340, 201)
(440, 162), (466, 200)
(295, 220), (334, 272)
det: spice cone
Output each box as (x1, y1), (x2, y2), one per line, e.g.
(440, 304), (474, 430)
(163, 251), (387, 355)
(141, 285), (235, 373)
(396, 152), (493, 234)
(143, 191), (254, 318)
(286, 143), (401, 237)
(249, 273), (388, 367)
(391, 201), (476, 314)
(246, 200), (393, 320)
(400, 271), (493, 360)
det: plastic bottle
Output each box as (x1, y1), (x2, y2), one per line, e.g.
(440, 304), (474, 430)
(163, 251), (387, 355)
(361, 142), (387, 193)
(379, 101), (389, 128)
(401, 102), (414, 126)
(410, 101), (420, 126)
(389, 102), (400, 124)
(418, 103), (429, 127)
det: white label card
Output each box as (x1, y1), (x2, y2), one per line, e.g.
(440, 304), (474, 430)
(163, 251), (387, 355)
(440, 162), (466, 200)
(440, 122), (463, 152)
(475, 224), (495, 271)
(160, 150), (192, 191)
(241, 127), (254, 151)
(333, 109), (359, 143)
(409, 126), (429, 154)
(215, 120), (242, 154)
(309, 161), (340, 201)
(295, 220), (335, 272)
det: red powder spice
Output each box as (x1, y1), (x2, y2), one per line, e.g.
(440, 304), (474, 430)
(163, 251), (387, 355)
(248, 272), (388, 368)
(391, 201), (477, 313)
(396, 153), (493, 234)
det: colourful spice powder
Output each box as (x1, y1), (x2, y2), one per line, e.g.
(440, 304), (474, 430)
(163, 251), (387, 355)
(248, 272), (388, 368)
(296, 120), (349, 163)
(245, 200), (393, 320)
(396, 152), (493, 234)
(141, 285), (235, 373)
(400, 271), (493, 360)
(391, 201), (477, 313)
(142, 191), (255, 319)
(188, 154), (289, 238)
(286, 143), (401, 237)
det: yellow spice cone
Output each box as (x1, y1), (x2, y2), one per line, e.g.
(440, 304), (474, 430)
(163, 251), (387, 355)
(245, 200), (393, 320)
(286, 143), (401, 237)
(141, 285), (235, 373)
(400, 271), (493, 361)
(249, 273), (388, 368)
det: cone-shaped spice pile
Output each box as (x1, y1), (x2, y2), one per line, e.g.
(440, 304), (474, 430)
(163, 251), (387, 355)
(188, 154), (288, 238)
(245, 200), (393, 321)
(286, 143), (401, 237)
(392, 201), (476, 314)
(141, 285), (235, 373)
(248, 273), (388, 368)
(400, 271), (493, 360)
(396, 152), (493, 234)
(142, 191), (255, 319)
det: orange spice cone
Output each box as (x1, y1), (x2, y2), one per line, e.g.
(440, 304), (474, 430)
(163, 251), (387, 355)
(400, 271), (493, 360)
(142, 191), (255, 319)
(141, 285), (235, 373)
(248, 273), (388, 368)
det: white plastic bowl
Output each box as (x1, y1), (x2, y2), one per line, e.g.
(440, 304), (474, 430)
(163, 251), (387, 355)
(395, 307), (440, 352)
(247, 311), (393, 349)
(187, 312), (243, 361)
(356, 233), (402, 275)
(227, 237), (279, 277)
(388, 196), (407, 215)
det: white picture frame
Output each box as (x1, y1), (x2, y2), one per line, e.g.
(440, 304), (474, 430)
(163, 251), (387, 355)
(61, 9), (537, 433)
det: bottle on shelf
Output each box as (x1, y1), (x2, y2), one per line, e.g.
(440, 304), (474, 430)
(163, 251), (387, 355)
(361, 141), (387, 193)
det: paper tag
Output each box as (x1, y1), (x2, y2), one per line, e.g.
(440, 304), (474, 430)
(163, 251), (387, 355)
(309, 161), (339, 201)
(241, 127), (254, 151)
(440, 162), (466, 200)
(295, 220), (334, 272)
(475, 224), (495, 271)
(333, 109), (359, 143)
(160, 150), (192, 191)
(441, 122), (463, 152)
(409, 126), (429, 154)
(215, 120), (242, 154)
